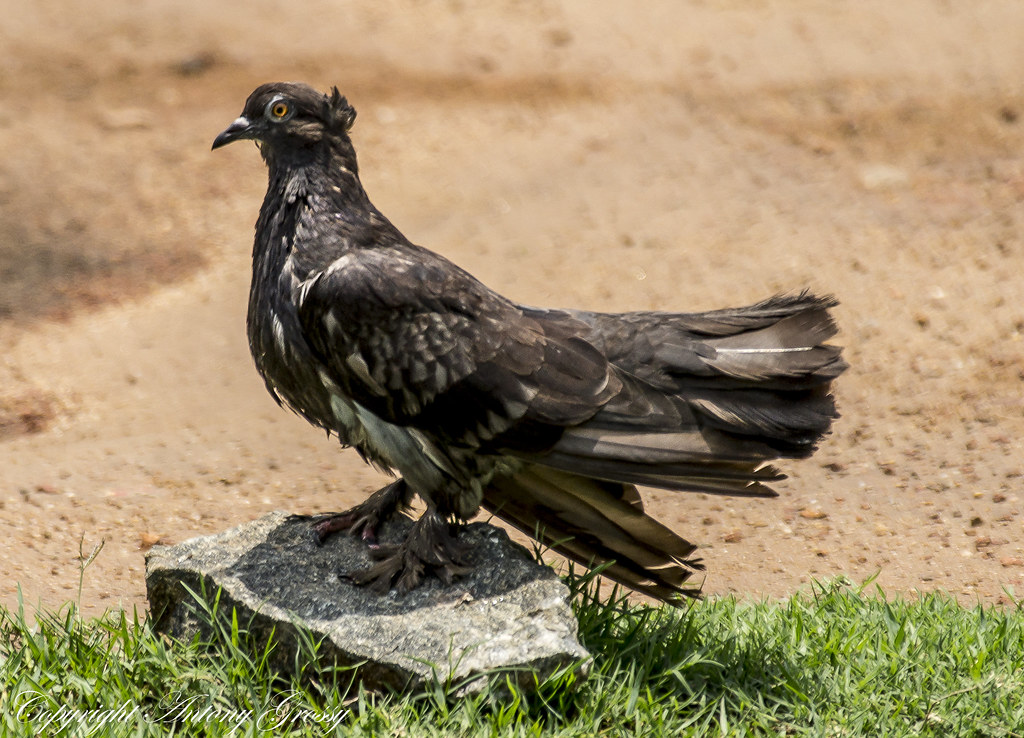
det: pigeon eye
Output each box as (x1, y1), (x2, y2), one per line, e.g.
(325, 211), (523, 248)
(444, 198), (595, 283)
(266, 99), (292, 121)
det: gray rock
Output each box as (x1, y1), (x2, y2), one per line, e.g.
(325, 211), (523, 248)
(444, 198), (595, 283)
(145, 511), (589, 694)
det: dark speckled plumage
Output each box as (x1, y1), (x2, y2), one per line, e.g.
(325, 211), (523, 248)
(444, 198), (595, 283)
(213, 82), (846, 603)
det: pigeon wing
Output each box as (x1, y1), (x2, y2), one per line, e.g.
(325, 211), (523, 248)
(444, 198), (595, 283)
(295, 245), (620, 448)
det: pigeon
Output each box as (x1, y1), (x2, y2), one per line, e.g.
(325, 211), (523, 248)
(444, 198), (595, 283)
(212, 82), (846, 604)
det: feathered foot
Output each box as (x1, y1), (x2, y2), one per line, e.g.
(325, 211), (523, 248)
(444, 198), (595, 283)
(350, 507), (473, 594)
(312, 479), (411, 547)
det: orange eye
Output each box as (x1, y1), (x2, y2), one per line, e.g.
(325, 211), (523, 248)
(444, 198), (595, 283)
(265, 98), (292, 121)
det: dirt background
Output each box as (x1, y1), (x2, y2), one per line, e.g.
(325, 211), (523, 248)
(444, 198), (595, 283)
(2, 1), (1023, 617)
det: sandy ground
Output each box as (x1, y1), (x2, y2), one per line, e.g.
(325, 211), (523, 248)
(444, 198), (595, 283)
(2, 1), (1023, 617)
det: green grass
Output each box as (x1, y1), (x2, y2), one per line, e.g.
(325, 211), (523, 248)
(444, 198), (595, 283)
(1, 574), (1022, 737)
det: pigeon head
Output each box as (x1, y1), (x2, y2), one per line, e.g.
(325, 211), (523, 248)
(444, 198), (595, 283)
(212, 82), (357, 158)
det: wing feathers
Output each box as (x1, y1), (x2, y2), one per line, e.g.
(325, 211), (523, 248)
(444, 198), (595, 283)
(484, 466), (704, 604)
(533, 453), (781, 497)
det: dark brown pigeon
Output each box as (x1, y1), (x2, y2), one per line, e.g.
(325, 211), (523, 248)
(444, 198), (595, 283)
(213, 82), (846, 604)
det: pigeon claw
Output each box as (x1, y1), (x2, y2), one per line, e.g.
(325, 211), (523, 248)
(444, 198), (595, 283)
(351, 509), (473, 594)
(310, 478), (411, 547)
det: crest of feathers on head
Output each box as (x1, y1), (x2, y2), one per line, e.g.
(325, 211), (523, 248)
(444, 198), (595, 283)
(322, 87), (357, 132)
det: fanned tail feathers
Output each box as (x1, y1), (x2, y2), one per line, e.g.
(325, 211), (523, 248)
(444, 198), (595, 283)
(490, 293), (845, 604)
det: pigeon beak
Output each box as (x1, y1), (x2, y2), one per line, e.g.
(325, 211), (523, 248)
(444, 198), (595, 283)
(212, 116), (255, 150)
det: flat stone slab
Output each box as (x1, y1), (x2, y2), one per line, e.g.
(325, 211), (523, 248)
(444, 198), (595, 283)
(145, 511), (589, 693)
